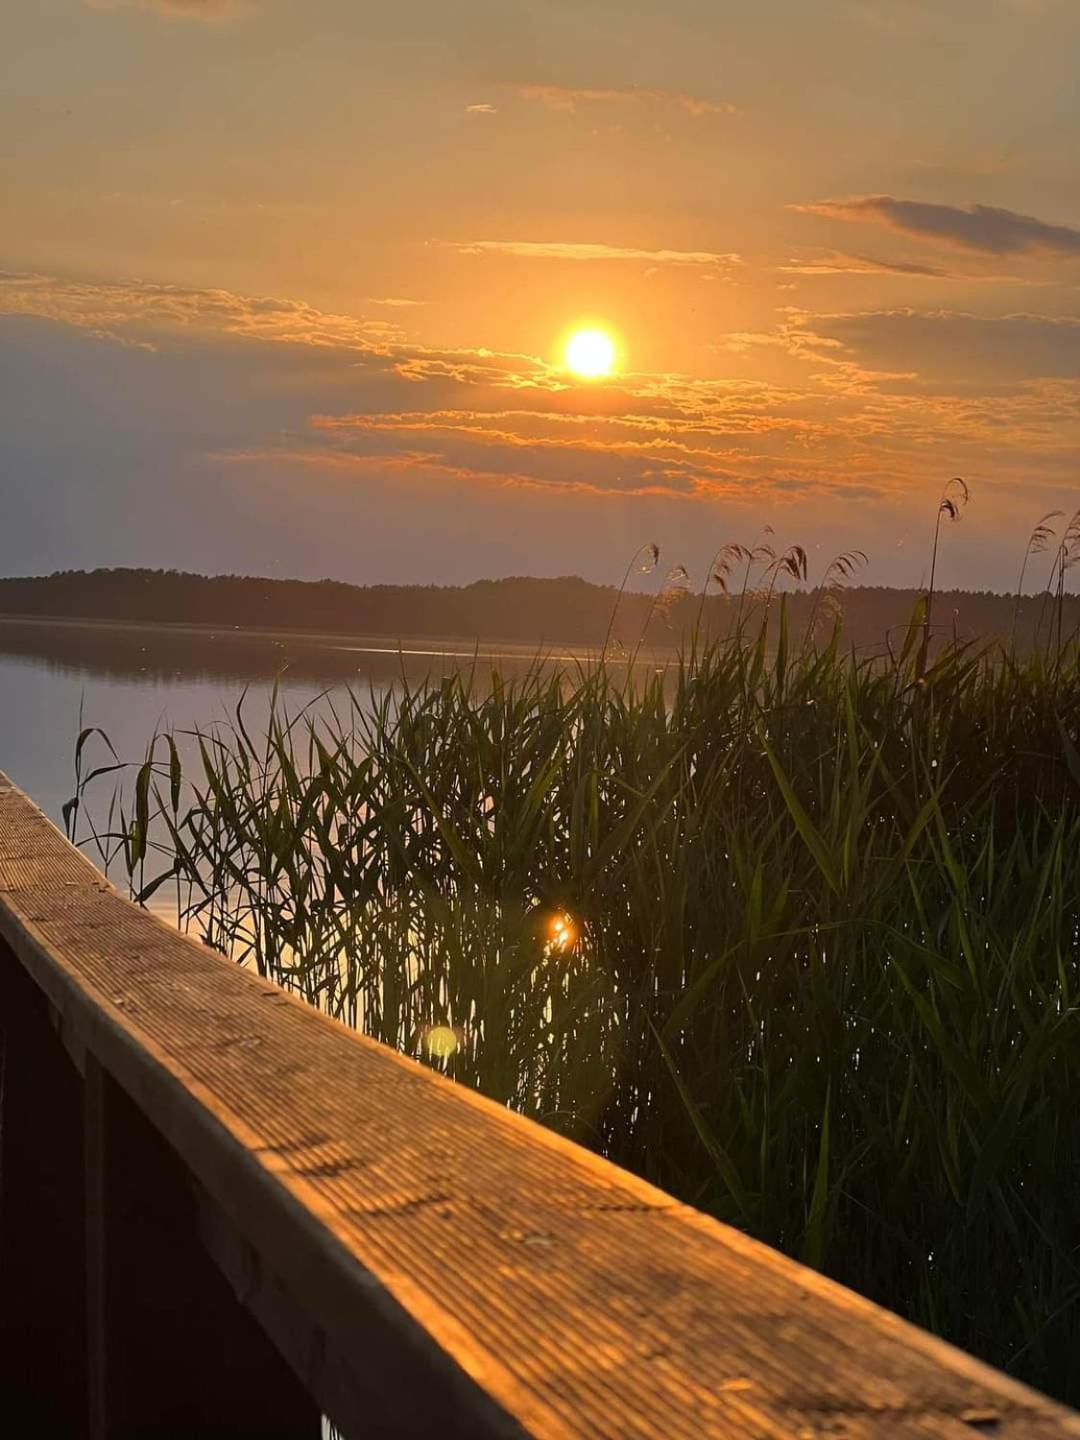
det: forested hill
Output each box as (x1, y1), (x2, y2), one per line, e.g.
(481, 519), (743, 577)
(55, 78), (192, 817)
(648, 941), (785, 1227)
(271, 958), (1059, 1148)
(0, 568), (1075, 652)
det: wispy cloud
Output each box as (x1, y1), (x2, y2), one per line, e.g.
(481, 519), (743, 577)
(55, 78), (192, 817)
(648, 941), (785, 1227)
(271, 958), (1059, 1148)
(368, 296), (427, 308)
(84, 0), (249, 20)
(514, 83), (734, 117)
(780, 251), (950, 278)
(0, 270), (393, 350)
(792, 196), (1080, 257)
(445, 240), (741, 269)
(0, 270), (567, 392)
(229, 443), (710, 501)
(465, 103), (497, 115)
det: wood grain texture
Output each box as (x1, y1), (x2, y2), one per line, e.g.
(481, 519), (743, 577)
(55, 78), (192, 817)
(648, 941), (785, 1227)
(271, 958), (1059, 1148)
(0, 771), (1076, 1440)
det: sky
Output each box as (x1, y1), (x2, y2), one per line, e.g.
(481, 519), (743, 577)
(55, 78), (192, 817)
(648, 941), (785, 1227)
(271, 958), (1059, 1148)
(3, 0), (1080, 592)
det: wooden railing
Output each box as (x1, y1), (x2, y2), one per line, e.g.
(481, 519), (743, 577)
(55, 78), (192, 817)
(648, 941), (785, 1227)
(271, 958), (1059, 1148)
(0, 769), (1077, 1439)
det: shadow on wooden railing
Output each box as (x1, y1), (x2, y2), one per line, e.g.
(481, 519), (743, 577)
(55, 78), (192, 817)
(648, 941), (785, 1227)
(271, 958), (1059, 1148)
(0, 770), (1077, 1439)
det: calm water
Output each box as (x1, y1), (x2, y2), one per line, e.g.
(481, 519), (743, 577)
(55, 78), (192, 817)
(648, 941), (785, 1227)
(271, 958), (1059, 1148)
(0, 618), (598, 829)
(0, 651), (354, 829)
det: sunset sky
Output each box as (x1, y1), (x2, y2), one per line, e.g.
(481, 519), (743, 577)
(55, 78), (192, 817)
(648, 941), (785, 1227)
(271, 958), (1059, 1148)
(4, 0), (1080, 590)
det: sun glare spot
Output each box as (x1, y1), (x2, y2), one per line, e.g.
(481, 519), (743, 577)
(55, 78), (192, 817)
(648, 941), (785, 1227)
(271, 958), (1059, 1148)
(547, 912), (578, 952)
(564, 328), (616, 380)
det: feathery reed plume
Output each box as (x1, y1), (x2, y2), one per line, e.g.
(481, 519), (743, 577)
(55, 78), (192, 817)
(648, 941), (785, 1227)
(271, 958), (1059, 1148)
(733, 529), (777, 636)
(1052, 509), (1080, 661)
(632, 563), (691, 667)
(1011, 511), (1062, 648)
(921, 476), (969, 672)
(805, 549), (868, 650)
(602, 542), (659, 661)
(762, 544), (809, 612)
(695, 543), (752, 636)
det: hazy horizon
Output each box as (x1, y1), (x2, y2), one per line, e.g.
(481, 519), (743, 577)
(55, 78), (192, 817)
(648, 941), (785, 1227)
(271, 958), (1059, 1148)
(0, 561), (1062, 600)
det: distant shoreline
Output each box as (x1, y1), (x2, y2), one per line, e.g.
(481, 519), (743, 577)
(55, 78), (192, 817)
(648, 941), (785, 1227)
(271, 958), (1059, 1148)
(0, 568), (1072, 661)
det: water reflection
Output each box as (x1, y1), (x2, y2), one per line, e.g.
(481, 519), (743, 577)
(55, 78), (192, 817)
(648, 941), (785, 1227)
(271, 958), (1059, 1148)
(0, 617), (599, 826)
(0, 615), (589, 687)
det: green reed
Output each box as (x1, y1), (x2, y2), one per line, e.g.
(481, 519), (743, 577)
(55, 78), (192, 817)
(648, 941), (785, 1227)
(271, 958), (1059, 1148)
(70, 602), (1080, 1402)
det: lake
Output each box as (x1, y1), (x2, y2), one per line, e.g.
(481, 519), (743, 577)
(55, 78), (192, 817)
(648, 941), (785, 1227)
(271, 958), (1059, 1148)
(0, 615), (611, 829)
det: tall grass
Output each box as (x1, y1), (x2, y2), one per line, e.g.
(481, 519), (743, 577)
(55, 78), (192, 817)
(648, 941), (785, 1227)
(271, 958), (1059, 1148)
(70, 602), (1080, 1403)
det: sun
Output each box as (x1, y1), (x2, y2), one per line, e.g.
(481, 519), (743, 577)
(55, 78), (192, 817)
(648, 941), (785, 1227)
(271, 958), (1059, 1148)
(564, 327), (617, 380)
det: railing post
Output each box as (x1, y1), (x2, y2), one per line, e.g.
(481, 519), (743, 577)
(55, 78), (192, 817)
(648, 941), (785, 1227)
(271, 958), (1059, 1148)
(0, 941), (89, 1436)
(84, 1056), (321, 1439)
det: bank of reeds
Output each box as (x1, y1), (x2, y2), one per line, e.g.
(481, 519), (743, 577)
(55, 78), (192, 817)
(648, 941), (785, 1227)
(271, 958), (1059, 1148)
(70, 602), (1080, 1402)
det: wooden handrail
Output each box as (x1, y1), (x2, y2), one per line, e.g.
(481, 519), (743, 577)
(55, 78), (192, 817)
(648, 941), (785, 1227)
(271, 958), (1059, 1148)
(0, 769), (1076, 1438)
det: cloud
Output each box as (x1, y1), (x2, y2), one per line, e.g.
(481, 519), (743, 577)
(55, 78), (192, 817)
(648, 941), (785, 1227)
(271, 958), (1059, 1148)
(368, 297), (427, 308)
(465, 103), (497, 115)
(793, 196), (1080, 256)
(310, 409), (803, 469)
(226, 442), (712, 501)
(7, 266), (1080, 572)
(0, 270), (395, 351)
(712, 304), (1080, 492)
(289, 365), (895, 505)
(780, 251), (950, 278)
(798, 308), (1080, 382)
(515, 83), (734, 117)
(9, 302), (1068, 591)
(444, 240), (741, 269)
(83, 0), (248, 19)
(0, 269), (579, 404)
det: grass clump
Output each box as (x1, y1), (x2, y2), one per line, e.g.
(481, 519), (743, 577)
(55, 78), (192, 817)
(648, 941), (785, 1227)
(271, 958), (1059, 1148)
(71, 605), (1080, 1403)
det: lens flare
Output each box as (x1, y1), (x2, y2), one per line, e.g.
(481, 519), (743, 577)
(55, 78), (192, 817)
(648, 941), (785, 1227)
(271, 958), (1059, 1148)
(547, 912), (578, 952)
(422, 1024), (460, 1060)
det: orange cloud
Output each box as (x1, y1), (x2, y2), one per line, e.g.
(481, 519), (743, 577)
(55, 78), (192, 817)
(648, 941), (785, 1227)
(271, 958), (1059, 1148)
(0, 270), (405, 351)
(515, 83), (734, 117)
(8, 266), (1080, 517)
(83, 0), (249, 19)
(445, 240), (741, 269)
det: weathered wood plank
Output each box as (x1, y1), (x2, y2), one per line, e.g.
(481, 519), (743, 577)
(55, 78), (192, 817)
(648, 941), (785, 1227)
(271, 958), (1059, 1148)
(0, 770), (1076, 1439)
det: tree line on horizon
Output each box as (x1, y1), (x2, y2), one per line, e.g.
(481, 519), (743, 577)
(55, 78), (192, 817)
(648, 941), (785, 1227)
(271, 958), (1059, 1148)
(0, 566), (1077, 653)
